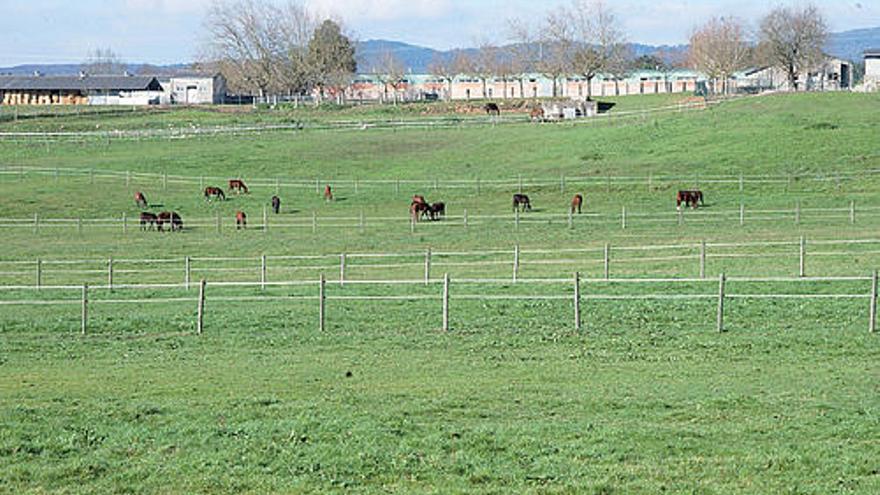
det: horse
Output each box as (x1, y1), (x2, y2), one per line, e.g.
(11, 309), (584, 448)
(529, 107), (545, 122)
(229, 179), (249, 194)
(410, 201), (430, 222)
(412, 195), (427, 206)
(134, 192), (148, 209)
(235, 211), (247, 229)
(428, 202), (446, 221)
(513, 194), (532, 212)
(139, 212), (158, 230)
(485, 103), (500, 116)
(271, 196), (281, 214)
(571, 194), (583, 214)
(676, 190), (704, 210)
(157, 211), (182, 232)
(324, 185), (333, 202)
(204, 186), (226, 201)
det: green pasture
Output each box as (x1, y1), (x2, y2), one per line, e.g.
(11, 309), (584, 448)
(1, 92), (879, 494)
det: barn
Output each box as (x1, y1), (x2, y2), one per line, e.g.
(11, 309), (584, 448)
(0, 74), (164, 105)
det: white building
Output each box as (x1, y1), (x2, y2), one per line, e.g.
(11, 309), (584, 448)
(160, 73), (227, 104)
(865, 49), (880, 90)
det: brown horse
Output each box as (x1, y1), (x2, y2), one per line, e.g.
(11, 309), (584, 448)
(410, 201), (430, 222)
(530, 107), (545, 122)
(271, 196), (281, 214)
(513, 194), (532, 212)
(139, 212), (158, 230)
(204, 186), (226, 201)
(134, 191), (148, 209)
(676, 190), (704, 210)
(324, 185), (333, 202)
(485, 103), (500, 116)
(428, 202), (446, 221)
(412, 195), (427, 206)
(235, 211), (247, 229)
(229, 179), (249, 194)
(157, 211), (183, 232)
(571, 194), (583, 214)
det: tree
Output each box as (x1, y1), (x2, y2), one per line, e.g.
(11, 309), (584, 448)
(569, 0), (628, 99)
(276, 2), (316, 98)
(474, 39), (500, 98)
(82, 48), (126, 75)
(307, 20), (357, 103)
(427, 54), (456, 101)
(505, 18), (539, 98)
(537, 8), (575, 97)
(758, 4), (828, 91)
(688, 16), (751, 94)
(373, 50), (405, 104)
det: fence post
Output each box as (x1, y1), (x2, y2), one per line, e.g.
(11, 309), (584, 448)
(107, 258), (114, 291)
(318, 274), (326, 332)
(315, 178), (320, 194)
(799, 236), (806, 278)
(355, 178), (359, 194)
(359, 209), (365, 233)
(513, 244), (520, 283)
(77, 217), (83, 235)
(339, 253), (346, 287)
(515, 208), (520, 230)
(518, 174), (523, 193)
(870, 270), (877, 333)
(200, 176), (204, 190)
(185, 256), (191, 290)
(850, 200), (855, 225)
(476, 177), (481, 195)
(648, 172), (653, 191)
(275, 178), (280, 195)
(196, 279), (206, 335)
(410, 216), (416, 234)
(261, 255), (268, 290)
(36, 259), (42, 290)
(604, 243), (610, 280)
(739, 203), (745, 226)
(33, 213), (39, 235)
(424, 248), (431, 286)
(126, 170), (131, 187)
(621, 206), (627, 230)
(89, 168), (94, 184)
(700, 240), (707, 279)
(574, 272), (581, 332)
(560, 174), (566, 194)
(396, 179), (401, 194)
(795, 201), (801, 225)
(463, 208), (468, 229)
(442, 273), (450, 332)
(312, 211), (317, 234)
(122, 212), (127, 234)
(739, 173), (744, 192)
(677, 209), (683, 227)
(716, 273), (726, 332)
(568, 209), (573, 230)
(81, 284), (88, 335)
(263, 206), (268, 233)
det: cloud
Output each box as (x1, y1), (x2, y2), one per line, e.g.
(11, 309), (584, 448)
(306, 0), (453, 22)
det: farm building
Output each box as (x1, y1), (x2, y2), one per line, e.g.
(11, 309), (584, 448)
(865, 49), (880, 90)
(734, 58), (852, 92)
(0, 74), (164, 105)
(159, 73), (227, 104)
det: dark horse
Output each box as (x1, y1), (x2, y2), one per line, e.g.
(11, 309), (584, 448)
(410, 201), (430, 222)
(229, 179), (249, 194)
(271, 196), (281, 214)
(513, 194), (532, 212)
(204, 186), (226, 201)
(485, 103), (500, 116)
(157, 211), (183, 232)
(676, 190), (704, 210)
(571, 194), (583, 214)
(428, 202), (446, 221)
(140, 212), (158, 230)
(134, 191), (148, 209)
(324, 185), (333, 202)
(236, 211), (247, 229)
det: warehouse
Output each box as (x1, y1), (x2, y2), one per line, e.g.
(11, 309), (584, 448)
(0, 74), (164, 105)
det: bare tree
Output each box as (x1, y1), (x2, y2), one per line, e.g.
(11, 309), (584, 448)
(569, 0), (628, 99)
(689, 16), (751, 94)
(276, 1), (316, 98)
(427, 54), (456, 101)
(537, 8), (575, 97)
(758, 4), (828, 91)
(373, 50), (405, 104)
(505, 19), (538, 98)
(82, 48), (126, 75)
(474, 39), (500, 98)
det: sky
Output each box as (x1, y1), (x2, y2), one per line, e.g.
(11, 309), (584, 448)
(0, 0), (877, 66)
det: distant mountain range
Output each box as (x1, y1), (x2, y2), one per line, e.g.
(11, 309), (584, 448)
(2, 27), (877, 76)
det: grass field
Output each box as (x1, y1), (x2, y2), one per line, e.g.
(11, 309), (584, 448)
(1, 92), (879, 494)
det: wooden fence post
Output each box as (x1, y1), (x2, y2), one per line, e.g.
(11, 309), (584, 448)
(122, 212), (127, 234)
(262, 206), (268, 232)
(513, 245), (520, 283)
(515, 208), (520, 230)
(359, 209), (365, 233)
(410, 216), (416, 234)
(700, 241), (707, 279)
(107, 258), (114, 291)
(89, 168), (94, 184)
(315, 178), (320, 194)
(32, 213), (38, 235)
(77, 217), (82, 234)
(716, 273), (726, 332)
(648, 172), (653, 191)
(355, 178), (360, 194)
(476, 177), (481, 195)
(560, 174), (566, 194)
(396, 179), (401, 194)
(196, 279), (206, 335)
(81, 284), (88, 335)
(604, 243), (610, 280)
(870, 270), (877, 333)
(574, 272), (581, 332)
(463, 208), (468, 229)
(568, 209), (573, 230)
(442, 273), (450, 332)
(261, 255), (268, 290)
(424, 248), (431, 286)
(621, 206), (627, 230)
(319, 274), (326, 332)
(126, 170), (131, 187)
(185, 256), (191, 290)
(339, 253), (346, 287)
(851, 201), (856, 225)
(795, 201), (801, 225)
(739, 173), (744, 192)
(36, 259), (42, 290)
(275, 178), (280, 195)
(739, 203), (745, 226)
(312, 211), (317, 234)
(677, 209), (683, 227)
(799, 236), (806, 278)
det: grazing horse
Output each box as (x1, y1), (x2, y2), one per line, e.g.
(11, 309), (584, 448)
(271, 196), (281, 214)
(676, 190), (704, 210)
(235, 211), (247, 229)
(157, 211), (183, 232)
(410, 201), (430, 222)
(134, 192), (148, 209)
(513, 194), (532, 212)
(139, 212), (158, 230)
(530, 107), (545, 122)
(571, 194), (583, 214)
(428, 202), (446, 221)
(204, 186), (226, 201)
(324, 185), (333, 202)
(229, 179), (249, 194)
(412, 195), (427, 206)
(485, 103), (500, 116)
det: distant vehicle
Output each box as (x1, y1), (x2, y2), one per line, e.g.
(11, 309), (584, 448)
(423, 93), (440, 102)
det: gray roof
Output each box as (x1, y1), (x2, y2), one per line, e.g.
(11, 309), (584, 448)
(865, 48), (880, 56)
(0, 75), (163, 92)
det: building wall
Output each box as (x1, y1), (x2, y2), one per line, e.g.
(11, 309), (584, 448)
(1, 90), (87, 105)
(866, 56), (880, 84)
(163, 76), (226, 104)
